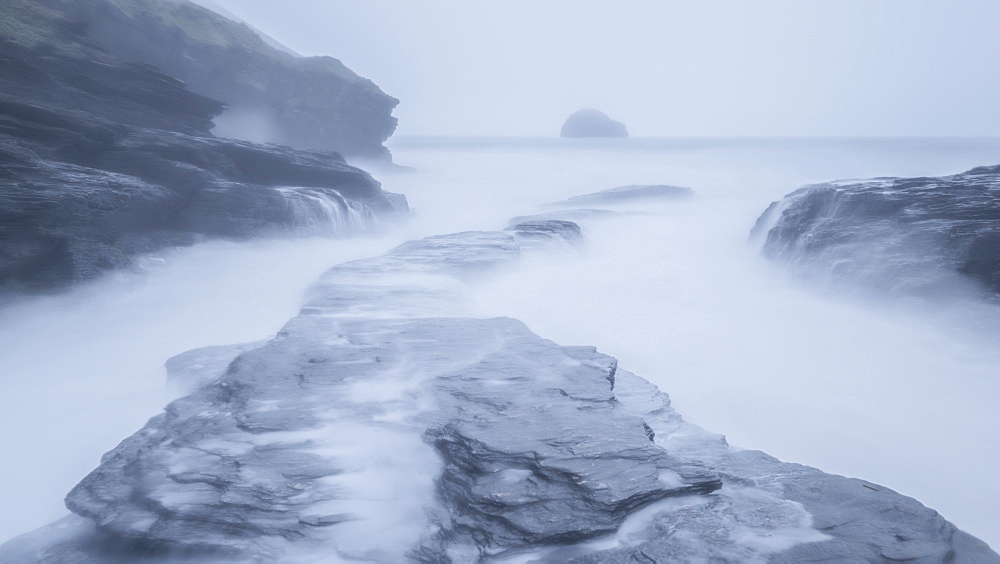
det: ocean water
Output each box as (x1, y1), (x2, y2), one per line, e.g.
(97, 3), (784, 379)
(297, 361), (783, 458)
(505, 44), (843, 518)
(384, 136), (1000, 550)
(1, 136), (999, 550)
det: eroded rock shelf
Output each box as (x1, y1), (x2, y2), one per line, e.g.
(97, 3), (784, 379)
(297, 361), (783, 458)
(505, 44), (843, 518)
(2, 219), (994, 562)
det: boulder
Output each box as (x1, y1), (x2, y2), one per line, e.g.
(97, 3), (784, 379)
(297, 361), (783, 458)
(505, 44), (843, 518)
(752, 165), (1000, 300)
(560, 108), (629, 138)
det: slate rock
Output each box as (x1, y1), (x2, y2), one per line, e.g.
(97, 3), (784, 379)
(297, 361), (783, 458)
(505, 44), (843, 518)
(7, 0), (398, 159)
(753, 165), (1000, 299)
(2, 219), (994, 562)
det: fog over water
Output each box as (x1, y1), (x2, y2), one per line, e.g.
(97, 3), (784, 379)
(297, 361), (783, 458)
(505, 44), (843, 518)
(387, 136), (1000, 549)
(2, 137), (1000, 552)
(204, 0), (1000, 137)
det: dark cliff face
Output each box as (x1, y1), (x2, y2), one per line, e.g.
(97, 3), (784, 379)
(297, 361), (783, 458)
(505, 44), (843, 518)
(752, 166), (1000, 300)
(33, 0), (399, 160)
(0, 0), (404, 292)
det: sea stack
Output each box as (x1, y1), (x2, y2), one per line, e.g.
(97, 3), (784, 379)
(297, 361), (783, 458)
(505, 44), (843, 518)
(560, 108), (629, 138)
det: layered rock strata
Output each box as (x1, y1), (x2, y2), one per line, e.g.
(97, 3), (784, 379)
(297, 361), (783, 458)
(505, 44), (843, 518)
(753, 165), (1000, 300)
(1, 219), (994, 562)
(0, 1), (404, 292)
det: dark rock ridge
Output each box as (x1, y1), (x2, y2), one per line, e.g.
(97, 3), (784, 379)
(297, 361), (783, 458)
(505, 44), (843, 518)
(0, 1), (405, 292)
(13, 0), (398, 159)
(1, 220), (994, 562)
(549, 184), (694, 207)
(560, 108), (629, 138)
(752, 165), (1000, 299)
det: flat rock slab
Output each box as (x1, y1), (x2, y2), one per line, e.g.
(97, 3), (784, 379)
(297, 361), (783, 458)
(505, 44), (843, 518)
(2, 220), (995, 562)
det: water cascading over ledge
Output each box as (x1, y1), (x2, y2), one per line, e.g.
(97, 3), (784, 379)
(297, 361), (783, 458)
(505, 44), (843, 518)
(276, 187), (385, 238)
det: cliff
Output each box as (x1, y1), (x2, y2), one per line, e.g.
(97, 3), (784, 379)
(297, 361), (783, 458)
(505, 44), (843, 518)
(18, 0), (399, 159)
(0, 0), (405, 292)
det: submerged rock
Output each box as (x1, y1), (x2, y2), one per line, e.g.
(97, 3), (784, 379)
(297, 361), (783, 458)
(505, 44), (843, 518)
(0, 2), (405, 292)
(560, 109), (629, 138)
(2, 219), (994, 562)
(752, 165), (1000, 300)
(549, 184), (694, 208)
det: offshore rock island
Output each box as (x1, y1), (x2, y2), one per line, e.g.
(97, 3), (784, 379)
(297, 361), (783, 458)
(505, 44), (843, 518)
(0, 0), (405, 292)
(560, 109), (629, 138)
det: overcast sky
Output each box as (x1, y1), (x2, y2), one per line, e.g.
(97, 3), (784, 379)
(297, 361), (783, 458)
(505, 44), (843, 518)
(204, 0), (1000, 137)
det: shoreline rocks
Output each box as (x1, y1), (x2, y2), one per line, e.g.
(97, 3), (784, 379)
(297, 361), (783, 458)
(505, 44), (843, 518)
(1, 218), (994, 562)
(753, 165), (1000, 301)
(0, 1), (406, 293)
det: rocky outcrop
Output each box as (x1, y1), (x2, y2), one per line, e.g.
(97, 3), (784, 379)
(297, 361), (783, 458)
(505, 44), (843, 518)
(752, 166), (1000, 300)
(2, 219), (994, 562)
(13, 0), (399, 159)
(549, 184), (694, 207)
(560, 109), (629, 138)
(0, 1), (405, 292)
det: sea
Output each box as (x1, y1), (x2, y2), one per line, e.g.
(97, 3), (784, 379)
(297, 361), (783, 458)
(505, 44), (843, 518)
(2, 136), (999, 549)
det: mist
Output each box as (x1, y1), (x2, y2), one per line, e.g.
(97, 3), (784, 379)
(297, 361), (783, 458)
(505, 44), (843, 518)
(0, 236), (404, 541)
(4, 0), (1000, 559)
(3, 136), (999, 553)
(205, 0), (1000, 137)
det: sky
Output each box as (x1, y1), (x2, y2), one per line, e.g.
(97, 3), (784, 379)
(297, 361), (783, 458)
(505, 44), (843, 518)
(202, 1), (1000, 137)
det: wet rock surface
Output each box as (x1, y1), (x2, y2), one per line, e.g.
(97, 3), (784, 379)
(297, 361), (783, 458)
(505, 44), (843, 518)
(2, 220), (995, 563)
(568, 371), (998, 563)
(560, 109), (629, 139)
(753, 165), (1000, 299)
(19, 0), (398, 159)
(0, 2), (404, 292)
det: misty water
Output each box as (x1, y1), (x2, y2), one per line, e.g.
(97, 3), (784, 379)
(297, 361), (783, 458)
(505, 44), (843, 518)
(2, 137), (999, 550)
